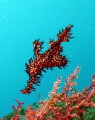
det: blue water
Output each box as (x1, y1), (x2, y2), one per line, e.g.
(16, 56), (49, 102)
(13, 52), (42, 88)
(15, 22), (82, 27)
(0, 0), (95, 117)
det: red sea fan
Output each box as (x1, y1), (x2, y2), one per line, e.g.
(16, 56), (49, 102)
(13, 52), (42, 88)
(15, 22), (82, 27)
(25, 66), (95, 120)
(11, 99), (24, 120)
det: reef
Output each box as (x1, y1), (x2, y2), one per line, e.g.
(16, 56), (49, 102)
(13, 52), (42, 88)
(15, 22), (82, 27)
(1, 66), (95, 120)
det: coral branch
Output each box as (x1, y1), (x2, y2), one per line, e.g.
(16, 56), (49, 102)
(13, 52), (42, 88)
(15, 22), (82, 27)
(24, 66), (95, 120)
(11, 99), (24, 120)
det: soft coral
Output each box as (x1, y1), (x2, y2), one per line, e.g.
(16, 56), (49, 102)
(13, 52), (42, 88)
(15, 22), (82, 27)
(11, 99), (24, 120)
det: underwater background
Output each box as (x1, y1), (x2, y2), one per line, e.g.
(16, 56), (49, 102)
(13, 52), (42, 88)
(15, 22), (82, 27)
(0, 0), (95, 117)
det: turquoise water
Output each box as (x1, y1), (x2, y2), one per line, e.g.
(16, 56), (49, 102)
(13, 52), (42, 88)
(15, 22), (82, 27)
(0, 0), (95, 117)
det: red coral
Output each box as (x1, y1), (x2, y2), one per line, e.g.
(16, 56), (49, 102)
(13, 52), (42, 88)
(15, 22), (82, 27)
(24, 66), (95, 120)
(11, 99), (24, 120)
(25, 105), (37, 120)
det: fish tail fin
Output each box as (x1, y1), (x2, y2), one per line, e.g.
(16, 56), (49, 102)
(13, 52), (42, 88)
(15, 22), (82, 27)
(57, 25), (74, 42)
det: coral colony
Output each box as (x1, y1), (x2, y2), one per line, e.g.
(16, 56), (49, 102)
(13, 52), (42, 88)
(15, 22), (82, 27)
(1, 25), (95, 120)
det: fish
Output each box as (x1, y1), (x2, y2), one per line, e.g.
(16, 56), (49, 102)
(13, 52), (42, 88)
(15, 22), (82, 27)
(20, 25), (74, 94)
